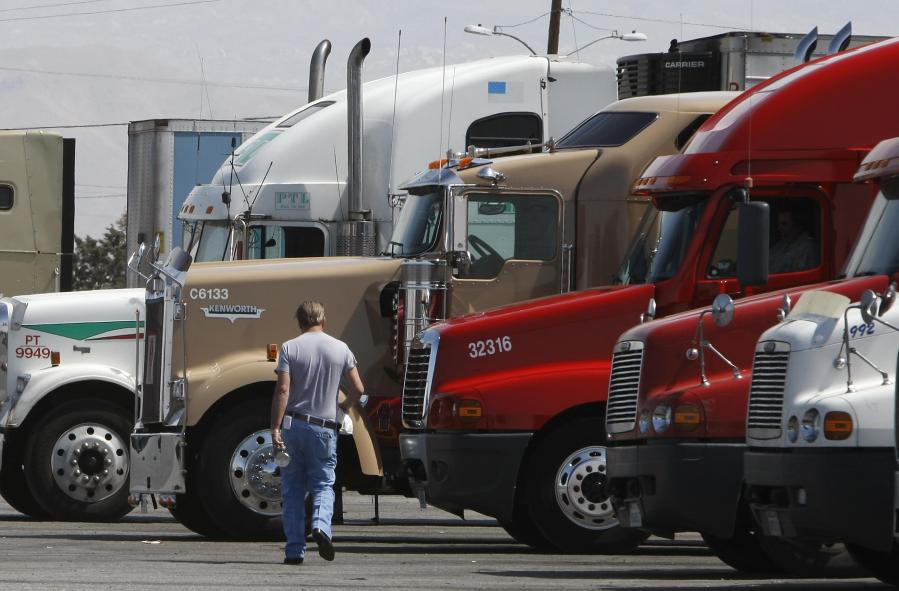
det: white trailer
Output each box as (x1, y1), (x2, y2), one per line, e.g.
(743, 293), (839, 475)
(743, 137), (899, 586)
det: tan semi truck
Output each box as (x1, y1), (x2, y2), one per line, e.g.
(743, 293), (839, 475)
(129, 91), (736, 539)
(0, 132), (74, 296)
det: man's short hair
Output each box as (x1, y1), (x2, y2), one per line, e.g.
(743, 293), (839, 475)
(295, 301), (325, 330)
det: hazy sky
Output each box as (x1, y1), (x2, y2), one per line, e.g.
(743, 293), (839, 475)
(1, 0), (894, 237)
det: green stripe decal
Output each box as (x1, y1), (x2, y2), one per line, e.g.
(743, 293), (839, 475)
(24, 320), (145, 341)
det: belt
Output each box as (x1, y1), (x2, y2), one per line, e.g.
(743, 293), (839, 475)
(287, 412), (340, 431)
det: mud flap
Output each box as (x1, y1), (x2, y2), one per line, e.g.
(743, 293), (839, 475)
(340, 391), (383, 476)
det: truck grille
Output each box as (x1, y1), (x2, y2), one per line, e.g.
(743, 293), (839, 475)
(401, 339), (434, 429)
(746, 342), (790, 439)
(606, 341), (644, 434)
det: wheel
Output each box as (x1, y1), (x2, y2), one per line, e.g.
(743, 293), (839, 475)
(195, 401), (284, 540)
(0, 436), (48, 518)
(847, 542), (899, 585)
(524, 417), (649, 554)
(23, 400), (133, 521)
(758, 538), (861, 577)
(168, 491), (227, 538)
(499, 496), (554, 551)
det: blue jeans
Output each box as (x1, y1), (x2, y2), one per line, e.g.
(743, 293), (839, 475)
(281, 421), (337, 559)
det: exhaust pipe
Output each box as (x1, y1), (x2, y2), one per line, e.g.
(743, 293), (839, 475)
(308, 39), (332, 102)
(827, 21), (852, 54)
(794, 26), (818, 63)
(338, 37), (376, 256)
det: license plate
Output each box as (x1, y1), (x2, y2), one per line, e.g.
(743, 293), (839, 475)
(764, 510), (782, 537)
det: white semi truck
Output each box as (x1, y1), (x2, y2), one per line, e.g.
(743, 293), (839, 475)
(743, 137), (899, 585)
(0, 42), (615, 522)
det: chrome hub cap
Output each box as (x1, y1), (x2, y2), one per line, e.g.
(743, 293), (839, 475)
(229, 429), (283, 516)
(51, 423), (129, 503)
(554, 446), (618, 530)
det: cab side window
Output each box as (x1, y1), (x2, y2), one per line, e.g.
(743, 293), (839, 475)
(707, 197), (821, 278)
(463, 194), (558, 279)
(248, 225), (326, 259)
(0, 185), (12, 210)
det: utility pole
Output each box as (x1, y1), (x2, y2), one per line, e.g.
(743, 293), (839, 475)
(547, 0), (563, 54)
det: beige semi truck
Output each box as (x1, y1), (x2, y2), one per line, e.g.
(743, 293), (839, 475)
(0, 132), (74, 296)
(129, 91), (736, 539)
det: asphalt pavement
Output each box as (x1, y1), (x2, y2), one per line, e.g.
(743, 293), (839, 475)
(0, 494), (887, 590)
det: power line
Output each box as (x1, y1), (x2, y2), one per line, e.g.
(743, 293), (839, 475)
(0, 0), (103, 13)
(0, 63), (305, 92)
(496, 11), (550, 29)
(572, 9), (747, 31)
(0, 122), (129, 130)
(0, 0), (235, 23)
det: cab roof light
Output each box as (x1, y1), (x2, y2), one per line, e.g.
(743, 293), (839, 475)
(823, 411), (853, 440)
(632, 175), (692, 195)
(673, 404), (702, 430)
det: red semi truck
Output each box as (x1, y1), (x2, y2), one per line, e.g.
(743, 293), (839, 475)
(398, 37), (898, 553)
(603, 38), (899, 573)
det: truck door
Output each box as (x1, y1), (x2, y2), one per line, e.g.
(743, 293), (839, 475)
(448, 189), (563, 315)
(693, 191), (826, 307)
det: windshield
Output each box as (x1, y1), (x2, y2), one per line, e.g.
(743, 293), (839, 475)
(844, 182), (899, 277)
(192, 221), (233, 262)
(386, 191), (443, 256)
(615, 195), (707, 285)
(557, 111), (657, 149)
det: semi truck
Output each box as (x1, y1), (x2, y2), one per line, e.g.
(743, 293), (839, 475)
(126, 91), (734, 540)
(0, 131), (74, 296)
(0, 44), (614, 522)
(398, 37), (896, 554)
(743, 137), (899, 585)
(603, 40), (899, 572)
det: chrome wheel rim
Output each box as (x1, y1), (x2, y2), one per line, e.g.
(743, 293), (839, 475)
(554, 446), (618, 530)
(229, 429), (282, 516)
(50, 423), (129, 503)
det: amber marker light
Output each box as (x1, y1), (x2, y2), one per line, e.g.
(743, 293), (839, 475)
(823, 411), (853, 440)
(266, 344), (278, 362)
(50, 351), (61, 366)
(673, 404), (702, 430)
(456, 400), (483, 419)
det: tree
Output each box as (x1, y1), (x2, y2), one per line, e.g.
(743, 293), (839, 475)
(73, 213), (127, 291)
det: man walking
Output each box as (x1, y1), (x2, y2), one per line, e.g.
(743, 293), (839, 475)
(271, 301), (364, 564)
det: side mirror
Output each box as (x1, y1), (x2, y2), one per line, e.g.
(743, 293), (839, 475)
(879, 283), (896, 317)
(737, 201), (769, 288)
(777, 294), (792, 321)
(476, 202), (507, 216)
(153, 234), (162, 261)
(860, 289), (880, 324)
(640, 298), (657, 323)
(711, 293), (735, 327)
(451, 250), (472, 275)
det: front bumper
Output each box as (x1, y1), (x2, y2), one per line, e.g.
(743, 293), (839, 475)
(129, 432), (186, 494)
(399, 431), (531, 523)
(607, 441), (745, 538)
(745, 448), (896, 552)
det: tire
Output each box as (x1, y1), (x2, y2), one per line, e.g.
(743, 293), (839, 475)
(847, 542), (899, 586)
(759, 538), (861, 578)
(702, 529), (783, 574)
(499, 499), (554, 551)
(524, 417), (649, 554)
(168, 491), (227, 538)
(23, 400), (133, 521)
(0, 436), (48, 518)
(194, 400), (284, 540)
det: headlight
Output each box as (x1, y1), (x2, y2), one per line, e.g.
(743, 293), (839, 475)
(786, 415), (799, 443)
(638, 409), (651, 434)
(801, 409), (820, 442)
(652, 403), (671, 433)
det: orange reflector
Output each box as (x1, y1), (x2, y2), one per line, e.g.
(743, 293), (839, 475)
(206, 206), (214, 214)
(824, 411), (853, 440)
(458, 156), (473, 169)
(50, 351), (60, 366)
(456, 400), (482, 418)
(674, 404), (702, 430)
(428, 158), (449, 170)
(267, 344), (278, 362)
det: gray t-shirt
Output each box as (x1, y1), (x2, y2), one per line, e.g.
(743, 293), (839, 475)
(275, 331), (357, 423)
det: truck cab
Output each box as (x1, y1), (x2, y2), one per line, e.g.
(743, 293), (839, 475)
(743, 137), (899, 585)
(398, 37), (899, 555)
(126, 92), (733, 540)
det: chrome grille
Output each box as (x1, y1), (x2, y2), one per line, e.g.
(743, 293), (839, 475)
(401, 339), (433, 429)
(606, 341), (644, 434)
(747, 342), (790, 439)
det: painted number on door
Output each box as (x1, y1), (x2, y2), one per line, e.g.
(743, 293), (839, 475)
(468, 336), (512, 358)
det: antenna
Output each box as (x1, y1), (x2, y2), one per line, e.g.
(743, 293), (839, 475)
(248, 161), (273, 210)
(446, 66), (457, 154)
(387, 29), (402, 199)
(437, 16), (447, 183)
(745, 0), (754, 195)
(333, 144), (344, 220)
(566, 3), (580, 61)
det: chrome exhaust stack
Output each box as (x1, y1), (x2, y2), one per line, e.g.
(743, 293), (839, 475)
(338, 37), (377, 256)
(308, 39), (332, 102)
